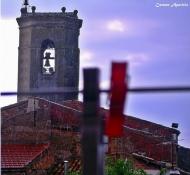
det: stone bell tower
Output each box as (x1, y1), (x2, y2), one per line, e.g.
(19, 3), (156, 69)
(16, 1), (82, 102)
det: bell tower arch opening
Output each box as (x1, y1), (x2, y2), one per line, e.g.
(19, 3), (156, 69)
(41, 39), (55, 75)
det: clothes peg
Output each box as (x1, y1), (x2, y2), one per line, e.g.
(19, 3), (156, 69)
(82, 68), (103, 175)
(105, 62), (128, 137)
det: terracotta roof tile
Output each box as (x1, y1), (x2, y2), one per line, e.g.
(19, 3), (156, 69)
(1, 144), (49, 169)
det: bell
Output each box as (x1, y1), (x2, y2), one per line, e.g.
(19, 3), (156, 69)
(44, 59), (51, 67)
(49, 67), (54, 74)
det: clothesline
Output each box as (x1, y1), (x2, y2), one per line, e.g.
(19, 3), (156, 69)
(1, 86), (190, 96)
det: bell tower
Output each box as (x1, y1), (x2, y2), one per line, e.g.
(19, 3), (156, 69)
(16, 2), (82, 102)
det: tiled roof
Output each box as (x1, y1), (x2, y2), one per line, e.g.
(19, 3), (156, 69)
(49, 159), (81, 175)
(1, 98), (180, 136)
(61, 100), (83, 112)
(61, 100), (179, 135)
(1, 144), (49, 169)
(1, 98), (179, 166)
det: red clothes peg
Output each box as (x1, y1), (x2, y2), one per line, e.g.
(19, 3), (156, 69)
(105, 62), (128, 137)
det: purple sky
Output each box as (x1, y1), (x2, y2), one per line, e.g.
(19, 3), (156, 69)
(1, 0), (190, 147)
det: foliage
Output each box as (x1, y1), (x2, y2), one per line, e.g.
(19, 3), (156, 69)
(105, 157), (147, 175)
(68, 157), (147, 175)
(160, 168), (167, 175)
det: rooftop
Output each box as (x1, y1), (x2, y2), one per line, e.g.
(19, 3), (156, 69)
(1, 144), (49, 169)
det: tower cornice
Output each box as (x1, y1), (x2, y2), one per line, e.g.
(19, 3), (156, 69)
(16, 13), (82, 30)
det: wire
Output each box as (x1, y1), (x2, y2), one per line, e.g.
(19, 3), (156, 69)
(1, 86), (190, 96)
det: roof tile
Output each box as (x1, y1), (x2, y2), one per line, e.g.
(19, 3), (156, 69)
(1, 144), (49, 169)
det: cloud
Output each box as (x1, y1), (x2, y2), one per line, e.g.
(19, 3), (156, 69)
(0, 19), (18, 91)
(0, 19), (18, 107)
(80, 19), (130, 43)
(81, 18), (160, 44)
(126, 53), (149, 66)
(106, 20), (125, 32)
(80, 50), (94, 61)
(79, 50), (96, 94)
(80, 50), (95, 68)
